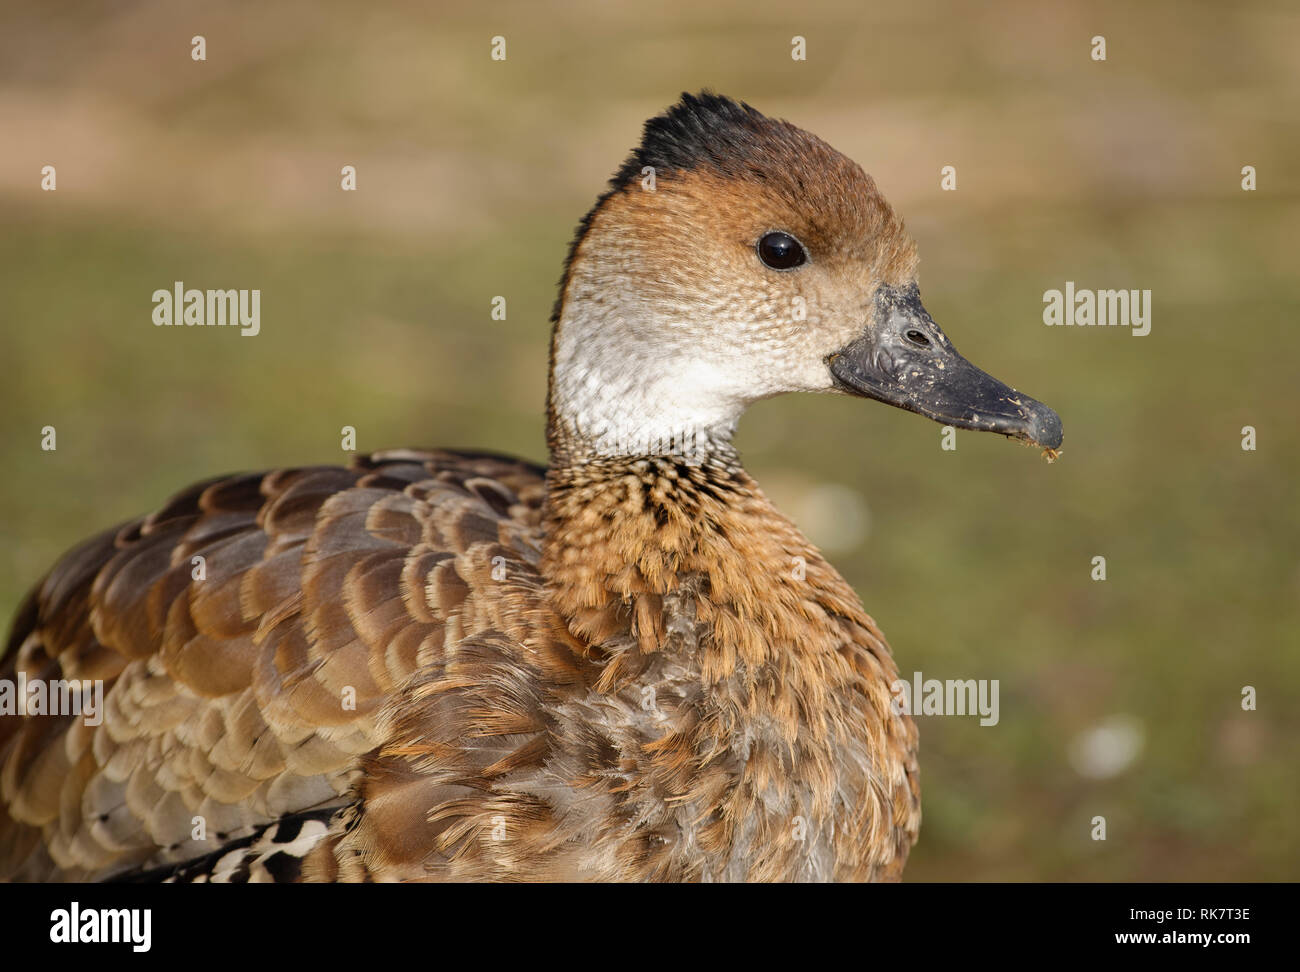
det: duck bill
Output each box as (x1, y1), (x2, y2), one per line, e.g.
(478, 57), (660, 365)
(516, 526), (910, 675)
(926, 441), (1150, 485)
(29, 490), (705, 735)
(828, 284), (1063, 450)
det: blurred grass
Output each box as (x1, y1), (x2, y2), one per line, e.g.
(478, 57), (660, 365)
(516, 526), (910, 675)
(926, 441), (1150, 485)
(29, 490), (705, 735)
(1, 0), (1297, 880)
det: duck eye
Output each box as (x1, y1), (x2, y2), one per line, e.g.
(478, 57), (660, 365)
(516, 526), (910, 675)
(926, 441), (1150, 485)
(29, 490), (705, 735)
(905, 329), (931, 347)
(757, 231), (807, 271)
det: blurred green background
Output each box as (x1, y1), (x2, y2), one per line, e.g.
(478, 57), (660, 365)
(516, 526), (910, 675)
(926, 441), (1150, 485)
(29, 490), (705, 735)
(1, 1), (1296, 880)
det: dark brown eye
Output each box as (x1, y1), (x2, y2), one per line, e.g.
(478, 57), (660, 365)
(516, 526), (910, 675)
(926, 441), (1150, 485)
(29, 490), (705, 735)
(757, 231), (807, 271)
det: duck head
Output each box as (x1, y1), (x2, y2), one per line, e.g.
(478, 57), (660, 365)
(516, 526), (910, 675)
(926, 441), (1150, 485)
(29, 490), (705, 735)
(547, 92), (1062, 460)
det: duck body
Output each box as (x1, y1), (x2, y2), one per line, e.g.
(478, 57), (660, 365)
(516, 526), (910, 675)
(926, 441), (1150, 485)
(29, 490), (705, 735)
(1, 92), (1060, 882)
(314, 450), (917, 881)
(1, 449), (914, 881)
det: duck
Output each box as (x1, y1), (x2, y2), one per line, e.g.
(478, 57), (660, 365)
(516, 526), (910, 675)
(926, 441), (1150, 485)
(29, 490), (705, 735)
(0, 92), (1061, 883)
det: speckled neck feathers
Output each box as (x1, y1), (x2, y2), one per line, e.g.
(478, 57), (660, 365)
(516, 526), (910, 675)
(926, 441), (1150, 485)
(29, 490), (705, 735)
(539, 455), (920, 880)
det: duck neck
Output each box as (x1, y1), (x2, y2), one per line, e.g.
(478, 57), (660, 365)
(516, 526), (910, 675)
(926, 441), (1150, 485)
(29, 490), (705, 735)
(540, 451), (751, 665)
(544, 267), (755, 468)
(541, 298), (896, 737)
(545, 365), (744, 468)
(540, 450), (881, 706)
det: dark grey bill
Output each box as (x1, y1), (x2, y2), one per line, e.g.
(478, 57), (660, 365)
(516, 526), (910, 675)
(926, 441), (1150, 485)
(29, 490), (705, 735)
(828, 284), (1062, 450)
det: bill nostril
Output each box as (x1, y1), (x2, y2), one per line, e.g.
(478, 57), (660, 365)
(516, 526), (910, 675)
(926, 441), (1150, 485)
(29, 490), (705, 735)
(905, 329), (931, 348)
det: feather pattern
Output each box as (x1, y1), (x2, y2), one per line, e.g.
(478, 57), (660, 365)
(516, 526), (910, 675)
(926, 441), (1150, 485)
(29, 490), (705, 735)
(1, 447), (918, 881)
(1, 451), (552, 880)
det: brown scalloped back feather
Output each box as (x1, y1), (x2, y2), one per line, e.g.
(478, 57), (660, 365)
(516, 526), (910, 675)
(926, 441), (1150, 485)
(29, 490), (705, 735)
(0, 450), (550, 880)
